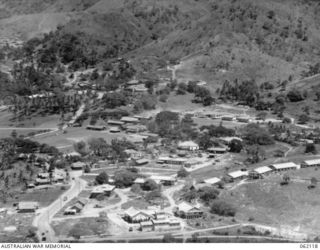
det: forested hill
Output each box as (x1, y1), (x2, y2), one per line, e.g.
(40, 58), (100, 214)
(2, 0), (320, 86)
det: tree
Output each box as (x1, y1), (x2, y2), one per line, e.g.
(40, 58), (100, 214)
(198, 133), (215, 150)
(142, 179), (159, 191)
(298, 114), (310, 124)
(287, 89), (304, 102)
(229, 139), (243, 153)
(177, 167), (190, 178)
(145, 190), (162, 202)
(309, 177), (318, 189)
(114, 170), (138, 188)
(243, 124), (274, 145)
(73, 141), (88, 156)
(281, 174), (290, 185)
(305, 143), (317, 154)
(95, 171), (109, 185)
(210, 200), (236, 216)
(198, 186), (219, 205)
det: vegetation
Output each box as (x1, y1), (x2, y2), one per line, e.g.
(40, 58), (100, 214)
(210, 200), (236, 217)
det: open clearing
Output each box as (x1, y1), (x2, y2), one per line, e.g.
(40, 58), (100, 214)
(220, 168), (320, 237)
(1, 186), (70, 208)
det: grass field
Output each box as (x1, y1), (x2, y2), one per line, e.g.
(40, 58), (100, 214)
(220, 169), (320, 237)
(0, 213), (35, 243)
(34, 127), (128, 151)
(52, 217), (112, 238)
(1, 186), (69, 207)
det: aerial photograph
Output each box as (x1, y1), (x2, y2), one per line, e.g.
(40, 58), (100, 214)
(0, 0), (320, 247)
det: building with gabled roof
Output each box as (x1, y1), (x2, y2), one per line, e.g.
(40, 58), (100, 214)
(178, 141), (199, 151)
(254, 166), (273, 175)
(204, 177), (221, 185)
(90, 184), (115, 198)
(176, 201), (203, 219)
(17, 202), (39, 213)
(269, 162), (298, 171)
(227, 170), (249, 181)
(301, 159), (320, 168)
(123, 207), (152, 223)
(120, 116), (139, 124)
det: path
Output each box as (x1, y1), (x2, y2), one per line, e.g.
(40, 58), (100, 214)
(66, 222), (302, 243)
(64, 103), (85, 129)
(162, 184), (184, 212)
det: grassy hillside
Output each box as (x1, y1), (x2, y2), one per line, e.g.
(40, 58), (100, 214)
(2, 0), (320, 96)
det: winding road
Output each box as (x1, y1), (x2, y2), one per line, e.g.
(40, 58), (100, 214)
(33, 176), (87, 242)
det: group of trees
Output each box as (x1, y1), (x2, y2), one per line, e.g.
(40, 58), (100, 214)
(181, 185), (220, 205)
(149, 111), (198, 141)
(74, 138), (136, 163)
(219, 79), (260, 107)
(242, 123), (274, 145)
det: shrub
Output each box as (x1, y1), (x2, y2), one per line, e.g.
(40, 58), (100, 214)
(210, 200), (236, 217)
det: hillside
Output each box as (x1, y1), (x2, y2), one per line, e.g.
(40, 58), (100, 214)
(2, 0), (320, 92)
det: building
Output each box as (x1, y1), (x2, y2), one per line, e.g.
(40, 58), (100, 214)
(152, 219), (171, 231)
(64, 207), (77, 215)
(203, 177), (221, 186)
(35, 178), (51, 186)
(301, 159), (320, 168)
(120, 116), (139, 124)
(140, 219), (181, 232)
(221, 116), (235, 121)
(70, 199), (87, 213)
(135, 159), (149, 166)
(178, 141), (199, 151)
(127, 85), (148, 93)
(124, 149), (141, 159)
(125, 125), (147, 133)
(134, 178), (146, 186)
(86, 125), (106, 131)
(123, 207), (152, 223)
(227, 170), (249, 181)
(17, 202), (39, 213)
(90, 184), (116, 199)
(107, 120), (125, 127)
(140, 221), (154, 232)
(150, 176), (177, 186)
(236, 117), (252, 123)
(176, 202), (203, 219)
(71, 161), (86, 170)
(207, 147), (228, 154)
(157, 157), (187, 166)
(125, 134), (147, 144)
(253, 166), (273, 176)
(37, 173), (50, 179)
(109, 127), (121, 133)
(269, 162), (298, 171)
(127, 79), (140, 86)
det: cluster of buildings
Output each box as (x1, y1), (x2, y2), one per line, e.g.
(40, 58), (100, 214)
(202, 159), (320, 185)
(86, 115), (153, 136)
(122, 207), (181, 232)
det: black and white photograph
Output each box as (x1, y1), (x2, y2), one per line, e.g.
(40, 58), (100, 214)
(0, 0), (319, 248)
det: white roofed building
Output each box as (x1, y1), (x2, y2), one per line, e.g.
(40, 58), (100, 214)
(178, 141), (199, 151)
(301, 159), (320, 168)
(254, 166), (273, 175)
(204, 177), (221, 185)
(227, 170), (249, 181)
(269, 162), (298, 171)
